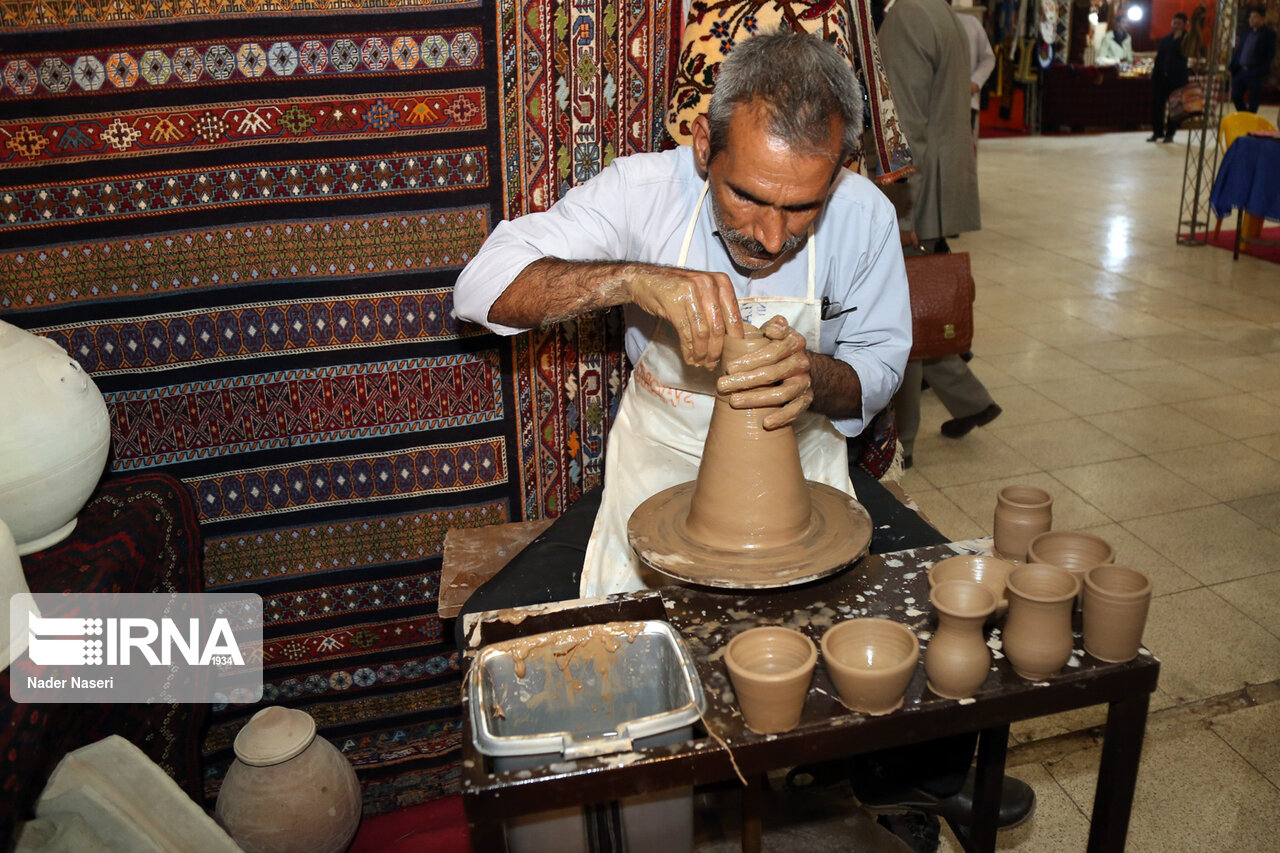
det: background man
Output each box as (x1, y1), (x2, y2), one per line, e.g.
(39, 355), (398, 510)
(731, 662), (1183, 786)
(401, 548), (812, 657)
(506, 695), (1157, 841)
(1230, 6), (1277, 113)
(1150, 12), (1190, 143)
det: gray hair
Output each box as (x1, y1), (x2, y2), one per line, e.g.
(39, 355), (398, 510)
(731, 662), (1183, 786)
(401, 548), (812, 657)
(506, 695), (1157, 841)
(707, 29), (864, 162)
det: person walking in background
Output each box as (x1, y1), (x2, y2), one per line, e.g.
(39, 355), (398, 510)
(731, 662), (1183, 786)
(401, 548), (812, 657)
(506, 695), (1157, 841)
(955, 7), (997, 141)
(1230, 6), (1277, 113)
(1150, 12), (1190, 142)
(879, 0), (1001, 469)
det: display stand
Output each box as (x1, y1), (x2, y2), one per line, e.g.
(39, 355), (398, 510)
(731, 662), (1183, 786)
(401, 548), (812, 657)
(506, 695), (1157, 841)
(1177, 0), (1238, 245)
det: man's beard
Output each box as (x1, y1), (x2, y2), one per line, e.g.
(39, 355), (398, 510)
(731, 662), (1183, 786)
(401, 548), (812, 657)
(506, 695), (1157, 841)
(710, 198), (806, 272)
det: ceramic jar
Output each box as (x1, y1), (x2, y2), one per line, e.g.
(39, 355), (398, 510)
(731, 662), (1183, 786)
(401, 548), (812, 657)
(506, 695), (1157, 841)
(1003, 565), (1079, 681)
(927, 554), (1015, 622)
(724, 626), (817, 733)
(993, 485), (1053, 561)
(925, 581), (996, 699)
(1027, 530), (1115, 606)
(0, 320), (110, 555)
(1082, 565), (1153, 663)
(215, 707), (362, 853)
(820, 618), (919, 715)
(1, 518), (34, 670)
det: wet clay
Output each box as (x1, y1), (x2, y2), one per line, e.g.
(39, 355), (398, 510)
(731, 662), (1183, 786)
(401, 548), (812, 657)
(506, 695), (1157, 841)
(627, 326), (872, 589)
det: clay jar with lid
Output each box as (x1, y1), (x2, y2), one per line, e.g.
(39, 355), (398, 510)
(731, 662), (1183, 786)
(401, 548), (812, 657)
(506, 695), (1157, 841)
(685, 327), (810, 551)
(215, 706), (362, 853)
(724, 626), (817, 733)
(1002, 565), (1079, 681)
(992, 485), (1053, 562)
(925, 581), (996, 700)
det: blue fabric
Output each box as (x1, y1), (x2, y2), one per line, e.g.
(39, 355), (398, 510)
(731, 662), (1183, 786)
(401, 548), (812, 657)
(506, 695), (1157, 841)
(1210, 136), (1280, 222)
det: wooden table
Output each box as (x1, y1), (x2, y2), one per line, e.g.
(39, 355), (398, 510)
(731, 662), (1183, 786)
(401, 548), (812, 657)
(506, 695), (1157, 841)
(460, 542), (1160, 853)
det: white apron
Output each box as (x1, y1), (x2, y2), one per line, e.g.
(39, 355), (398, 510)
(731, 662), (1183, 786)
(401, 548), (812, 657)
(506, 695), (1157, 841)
(579, 182), (855, 597)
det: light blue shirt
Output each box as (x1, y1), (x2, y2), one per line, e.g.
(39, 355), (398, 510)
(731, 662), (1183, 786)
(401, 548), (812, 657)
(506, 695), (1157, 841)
(452, 146), (912, 437)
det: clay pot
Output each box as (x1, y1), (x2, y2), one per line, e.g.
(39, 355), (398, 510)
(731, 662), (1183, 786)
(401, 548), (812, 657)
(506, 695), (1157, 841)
(927, 555), (1015, 621)
(724, 626), (817, 733)
(0, 320), (110, 555)
(684, 328), (811, 550)
(820, 618), (918, 715)
(1027, 530), (1115, 605)
(1082, 565), (1152, 663)
(993, 485), (1053, 561)
(925, 581), (996, 699)
(215, 707), (362, 853)
(1, 517), (34, 670)
(1003, 565), (1079, 681)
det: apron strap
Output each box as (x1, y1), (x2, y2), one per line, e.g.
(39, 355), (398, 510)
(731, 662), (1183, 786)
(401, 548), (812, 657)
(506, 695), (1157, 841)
(678, 181), (711, 268)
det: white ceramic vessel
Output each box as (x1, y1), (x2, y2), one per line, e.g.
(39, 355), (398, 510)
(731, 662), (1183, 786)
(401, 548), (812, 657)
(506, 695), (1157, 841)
(0, 320), (110, 555)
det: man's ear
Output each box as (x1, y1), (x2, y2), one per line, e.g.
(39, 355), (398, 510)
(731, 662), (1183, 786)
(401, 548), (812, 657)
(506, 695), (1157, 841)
(692, 114), (712, 175)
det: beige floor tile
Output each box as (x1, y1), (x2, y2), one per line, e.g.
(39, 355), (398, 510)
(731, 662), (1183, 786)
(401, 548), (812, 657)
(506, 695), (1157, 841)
(1255, 387), (1280, 408)
(1139, 588), (1280, 703)
(1034, 374), (1159, 417)
(1051, 457), (1216, 521)
(1069, 339), (1174, 373)
(941, 473), (1109, 534)
(988, 418), (1137, 470)
(1148, 441), (1280, 502)
(1084, 406), (1229, 454)
(1122, 504), (1280, 585)
(1211, 572), (1280, 643)
(1137, 334), (1249, 362)
(911, 431), (1039, 489)
(1209, 702), (1280, 788)
(1109, 365), (1226, 404)
(936, 764), (1089, 853)
(965, 356), (1021, 390)
(1174, 393), (1280, 439)
(992, 349), (1099, 384)
(1078, 523), (1201, 596)
(974, 384), (1074, 428)
(972, 325), (1052, 356)
(1189, 355), (1280, 393)
(1243, 433), (1280, 461)
(1228, 492), (1280, 534)
(907, 488), (987, 542)
(1044, 724), (1280, 853)
(1082, 310), (1186, 339)
(1021, 319), (1121, 349)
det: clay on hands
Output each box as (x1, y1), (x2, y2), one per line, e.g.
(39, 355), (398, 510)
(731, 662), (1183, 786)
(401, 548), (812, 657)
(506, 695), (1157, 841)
(715, 315), (813, 429)
(628, 266), (744, 369)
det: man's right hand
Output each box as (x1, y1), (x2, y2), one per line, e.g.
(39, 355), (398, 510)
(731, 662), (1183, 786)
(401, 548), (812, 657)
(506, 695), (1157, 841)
(628, 265), (744, 369)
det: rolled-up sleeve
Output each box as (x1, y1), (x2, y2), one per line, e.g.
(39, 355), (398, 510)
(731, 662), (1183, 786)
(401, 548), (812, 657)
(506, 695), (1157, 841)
(452, 163), (631, 336)
(826, 193), (912, 438)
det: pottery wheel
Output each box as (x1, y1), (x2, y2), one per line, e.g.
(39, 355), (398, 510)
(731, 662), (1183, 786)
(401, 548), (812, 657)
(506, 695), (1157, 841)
(627, 481), (872, 589)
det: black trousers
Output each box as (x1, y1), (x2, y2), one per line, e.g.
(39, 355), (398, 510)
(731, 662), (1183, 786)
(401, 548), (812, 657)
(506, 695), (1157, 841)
(1152, 80), (1177, 138)
(454, 449), (978, 797)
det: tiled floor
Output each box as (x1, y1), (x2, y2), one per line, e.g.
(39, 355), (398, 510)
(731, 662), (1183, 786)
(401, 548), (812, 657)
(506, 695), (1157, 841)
(906, 120), (1280, 852)
(696, 120), (1280, 852)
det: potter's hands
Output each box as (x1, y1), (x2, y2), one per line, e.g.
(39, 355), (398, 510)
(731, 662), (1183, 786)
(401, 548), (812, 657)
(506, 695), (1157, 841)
(716, 315), (813, 430)
(628, 266), (743, 369)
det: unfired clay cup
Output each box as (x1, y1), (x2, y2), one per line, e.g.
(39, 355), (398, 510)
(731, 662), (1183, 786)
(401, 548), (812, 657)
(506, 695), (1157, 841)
(993, 485), (1053, 561)
(820, 618), (919, 715)
(1082, 564), (1152, 663)
(1003, 564), (1080, 681)
(928, 554), (1015, 621)
(724, 626), (817, 733)
(1027, 530), (1115, 605)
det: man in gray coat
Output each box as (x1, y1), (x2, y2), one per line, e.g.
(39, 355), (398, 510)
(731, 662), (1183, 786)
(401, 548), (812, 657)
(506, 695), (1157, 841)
(880, 0), (1000, 466)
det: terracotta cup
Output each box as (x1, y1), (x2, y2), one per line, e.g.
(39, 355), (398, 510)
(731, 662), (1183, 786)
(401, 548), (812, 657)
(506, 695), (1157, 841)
(820, 618), (919, 715)
(926, 581), (996, 700)
(1027, 530), (1115, 605)
(927, 554), (1016, 621)
(724, 626), (817, 733)
(1082, 564), (1153, 663)
(993, 485), (1053, 561)
(1003, 565), (1080, 681)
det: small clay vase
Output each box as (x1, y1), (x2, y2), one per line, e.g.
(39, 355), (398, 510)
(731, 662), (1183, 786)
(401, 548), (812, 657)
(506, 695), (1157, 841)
(685, 328), (811, 550)
(925, 581), (996, 699)
(724, 626), (817, 733)
(215, 707), (362, 853)
(1027, 530), (1115, 606)
(1003, 565), (1079, 681)
(927, 554), (1016, 622)
(993, 485), (1053, 561)
(820, 618), (918, 715)
(1082, 564), (1153, 663)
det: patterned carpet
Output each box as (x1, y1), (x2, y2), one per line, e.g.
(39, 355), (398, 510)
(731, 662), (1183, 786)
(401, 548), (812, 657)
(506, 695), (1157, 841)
(0, 0), (677, 814)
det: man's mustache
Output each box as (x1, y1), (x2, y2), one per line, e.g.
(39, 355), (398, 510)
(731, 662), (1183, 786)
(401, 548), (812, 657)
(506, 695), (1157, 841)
(722, 227), (805, 261)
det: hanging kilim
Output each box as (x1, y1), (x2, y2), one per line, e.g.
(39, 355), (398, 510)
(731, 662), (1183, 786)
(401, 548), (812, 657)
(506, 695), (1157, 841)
(1, 1), (500, 815)
(497, 0), (682, 520)
(665, 0), (914, 183)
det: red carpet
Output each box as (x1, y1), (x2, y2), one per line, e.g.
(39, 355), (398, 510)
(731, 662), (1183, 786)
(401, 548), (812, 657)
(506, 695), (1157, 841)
(349, 796), (471, 853)
(1188, 224), (1280, 263)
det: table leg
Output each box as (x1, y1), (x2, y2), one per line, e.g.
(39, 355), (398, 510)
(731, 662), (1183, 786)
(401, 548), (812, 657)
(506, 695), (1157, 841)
(948, 725), (1008, 853)
(741, 773), (765, 853)
(1234, 208), (1243, 260)
(1087, 692), (1151, 853)
(464, 798), (509, 853)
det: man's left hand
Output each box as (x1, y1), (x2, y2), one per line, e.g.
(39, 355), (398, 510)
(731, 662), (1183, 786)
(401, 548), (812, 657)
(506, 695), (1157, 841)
(715, 315), (813, 430)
